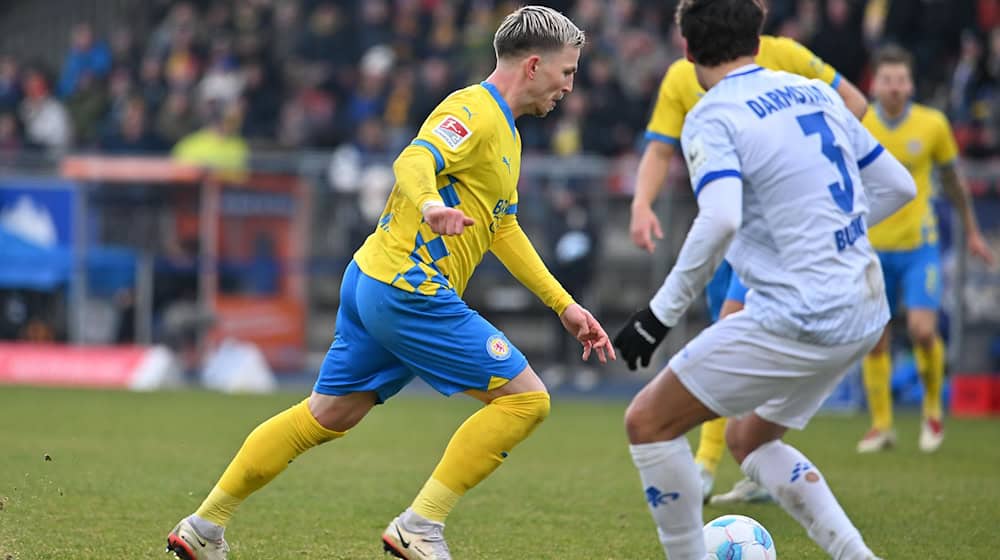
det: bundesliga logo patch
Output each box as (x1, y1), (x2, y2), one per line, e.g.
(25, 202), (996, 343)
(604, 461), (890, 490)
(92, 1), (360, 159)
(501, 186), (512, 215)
(486, 334), (511, 361)
(433, 116), (472, 149)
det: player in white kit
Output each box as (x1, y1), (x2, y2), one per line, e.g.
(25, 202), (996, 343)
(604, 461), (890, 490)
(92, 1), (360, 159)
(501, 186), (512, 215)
(612, 1), (917, 559)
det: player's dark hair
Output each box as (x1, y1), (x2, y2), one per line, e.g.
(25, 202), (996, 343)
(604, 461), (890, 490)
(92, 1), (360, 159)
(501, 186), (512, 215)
(872, 44), (914, 75)
(676, 0), (766, 67)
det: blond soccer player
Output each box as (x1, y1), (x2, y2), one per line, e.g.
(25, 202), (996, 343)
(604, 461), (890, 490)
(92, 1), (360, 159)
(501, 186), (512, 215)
(165, 7), (615, 560)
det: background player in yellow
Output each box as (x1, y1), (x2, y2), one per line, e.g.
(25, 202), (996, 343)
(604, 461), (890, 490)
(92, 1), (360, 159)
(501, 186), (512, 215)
(628, 31), (869, 505)
(165, 7), (616, 560)
(856, 45), (995, 454)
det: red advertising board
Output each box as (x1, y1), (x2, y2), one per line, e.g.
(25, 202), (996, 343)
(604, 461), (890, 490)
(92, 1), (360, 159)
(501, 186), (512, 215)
(0, 343), (178, 389)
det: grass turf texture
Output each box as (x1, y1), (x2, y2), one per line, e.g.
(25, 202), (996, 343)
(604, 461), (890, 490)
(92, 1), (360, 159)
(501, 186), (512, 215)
(0, 386), (997, 559)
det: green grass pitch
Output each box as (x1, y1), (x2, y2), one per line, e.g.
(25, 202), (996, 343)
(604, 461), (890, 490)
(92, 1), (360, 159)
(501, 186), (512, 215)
(0, 386), (998, 559)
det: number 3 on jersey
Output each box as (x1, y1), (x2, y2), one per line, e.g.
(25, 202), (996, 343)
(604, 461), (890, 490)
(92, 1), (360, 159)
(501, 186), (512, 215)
(797, 112), (854, 214)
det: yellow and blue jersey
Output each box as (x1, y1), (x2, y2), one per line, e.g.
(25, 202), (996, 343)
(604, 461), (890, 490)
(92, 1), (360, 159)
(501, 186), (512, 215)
(645, 35), (842, 146)
(354, 82), (521, 297)
(863, 102), (959, 251)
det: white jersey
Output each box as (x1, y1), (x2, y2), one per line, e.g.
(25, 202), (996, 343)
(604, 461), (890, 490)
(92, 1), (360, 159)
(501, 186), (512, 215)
(681, 65), (889, 345)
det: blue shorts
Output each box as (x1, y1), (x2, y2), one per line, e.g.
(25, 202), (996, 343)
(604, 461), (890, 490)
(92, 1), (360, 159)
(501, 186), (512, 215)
(878, 244), (942, 313)
(725, 270), (748, 304)
(705, 261), (748, 322)
(315, 261), (528, 403)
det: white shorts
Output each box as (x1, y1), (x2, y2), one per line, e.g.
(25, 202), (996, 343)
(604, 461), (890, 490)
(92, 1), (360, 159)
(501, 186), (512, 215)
(669, 311), (881, 430)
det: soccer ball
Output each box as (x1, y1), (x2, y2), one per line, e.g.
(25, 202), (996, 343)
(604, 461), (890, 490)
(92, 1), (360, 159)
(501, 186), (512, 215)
(703, 514), (777, 559)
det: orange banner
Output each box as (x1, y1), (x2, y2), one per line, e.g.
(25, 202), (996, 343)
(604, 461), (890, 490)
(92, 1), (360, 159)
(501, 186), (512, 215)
(212, 297), (305, 372)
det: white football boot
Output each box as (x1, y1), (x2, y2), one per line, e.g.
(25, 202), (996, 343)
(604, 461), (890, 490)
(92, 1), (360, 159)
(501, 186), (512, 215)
(708, 477), (774, 505)
(166, 516), (229, 560)
(919, 417), (944, 453)
(856, 428), (896, 453)
(382, 508), (452, 560)
(696, 462), (715, 503)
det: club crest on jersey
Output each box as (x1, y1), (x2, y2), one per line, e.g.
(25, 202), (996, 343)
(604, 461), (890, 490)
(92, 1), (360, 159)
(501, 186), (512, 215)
(433, 116), (472, 149)
(907, 139), (922, 154)
(486, 334), (511, 361)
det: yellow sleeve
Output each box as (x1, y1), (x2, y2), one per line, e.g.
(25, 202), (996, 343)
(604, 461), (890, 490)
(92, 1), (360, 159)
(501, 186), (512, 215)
(392, 146), (441, 210)
(764, 36), (841, 87)
(491, 216), (575, 316)
(931, 111), (959, 165)
(644, 62), (687, 146)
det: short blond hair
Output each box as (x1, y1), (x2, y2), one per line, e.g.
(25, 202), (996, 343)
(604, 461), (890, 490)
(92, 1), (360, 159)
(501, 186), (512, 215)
(493, 5), (585, 59)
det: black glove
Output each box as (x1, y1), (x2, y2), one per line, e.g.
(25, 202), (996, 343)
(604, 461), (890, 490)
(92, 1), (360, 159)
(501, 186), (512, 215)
(613, 307), (670, 371)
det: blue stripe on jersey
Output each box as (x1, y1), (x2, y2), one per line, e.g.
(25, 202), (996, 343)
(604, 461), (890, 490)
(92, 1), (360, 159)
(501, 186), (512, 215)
(644, 131), (680, 147)
(857, 145), (884, 169)
(830, 72), (842, 89)
(505, 203), (518, 215)
(480, 81), (517, 139)
(439, 181), (461, 207)
(723, 65), (764, 80)
(695, 169), (742, 197)
(411, 139), (445, 173)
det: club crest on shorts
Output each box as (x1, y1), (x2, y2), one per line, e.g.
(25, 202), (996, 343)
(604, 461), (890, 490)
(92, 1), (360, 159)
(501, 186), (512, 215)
(432, 115), (472, 149)
(486, 334), (511, 361)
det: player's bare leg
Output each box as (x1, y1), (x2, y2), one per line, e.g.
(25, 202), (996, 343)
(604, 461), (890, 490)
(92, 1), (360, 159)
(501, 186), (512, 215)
(858, 327), (896, 453)
(382, 366), (550, 560)
(168, 391), (376, 560)
(908, 309), (945, 452)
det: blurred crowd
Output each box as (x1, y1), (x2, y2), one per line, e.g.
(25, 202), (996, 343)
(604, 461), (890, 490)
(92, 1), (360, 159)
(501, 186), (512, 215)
(0, 0), (998, 169)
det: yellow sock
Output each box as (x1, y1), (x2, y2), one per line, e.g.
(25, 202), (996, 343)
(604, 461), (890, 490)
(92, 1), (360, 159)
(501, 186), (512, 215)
(694, 417), (727, 475)
(862, 352), (893, 430)
(915, 336), (945, 420)
(195, 398), (345, 526)
(411, 391), (550, 522)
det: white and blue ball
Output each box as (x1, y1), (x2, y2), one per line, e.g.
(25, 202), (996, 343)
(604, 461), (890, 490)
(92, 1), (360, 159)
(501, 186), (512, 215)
(703, 514), (776, 560)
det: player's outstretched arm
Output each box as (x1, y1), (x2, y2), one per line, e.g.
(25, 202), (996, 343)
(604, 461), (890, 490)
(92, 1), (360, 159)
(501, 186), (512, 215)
(560, 303), (616, 363)
(491, 218), (614, 363)
(488, 218), (590, 325)
(939, 163), (996, 266)
(630, 141), (674, 253)
(835, 78), (869, 120)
